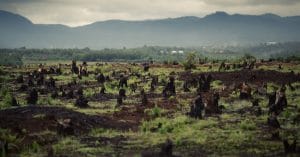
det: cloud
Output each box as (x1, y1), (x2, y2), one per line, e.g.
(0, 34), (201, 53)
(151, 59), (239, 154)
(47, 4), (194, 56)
(202, 0), (300, 6)
(0, 0), (300, 26)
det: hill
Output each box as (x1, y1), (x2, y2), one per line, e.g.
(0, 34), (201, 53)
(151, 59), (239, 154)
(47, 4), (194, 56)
(1, 10), (300, 49)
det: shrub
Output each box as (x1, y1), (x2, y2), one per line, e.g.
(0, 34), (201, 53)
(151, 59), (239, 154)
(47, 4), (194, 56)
(0, 91), (15, 109)
(182, 52), (197, 70)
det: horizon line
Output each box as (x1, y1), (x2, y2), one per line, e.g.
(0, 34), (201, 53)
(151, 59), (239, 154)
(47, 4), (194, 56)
(1, 9), (300, 27)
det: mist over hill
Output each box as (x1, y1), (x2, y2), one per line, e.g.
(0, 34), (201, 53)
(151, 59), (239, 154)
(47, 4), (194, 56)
(1, 10), (300, 49)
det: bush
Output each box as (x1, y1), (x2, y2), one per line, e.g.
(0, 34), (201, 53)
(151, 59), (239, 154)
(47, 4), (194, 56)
(0, 88), (15, 109)
(182, 52), (197, 70)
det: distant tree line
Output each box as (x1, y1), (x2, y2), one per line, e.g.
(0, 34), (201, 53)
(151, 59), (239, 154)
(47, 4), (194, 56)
(0, 42), (300, 65)
(0, 53), (23, 66)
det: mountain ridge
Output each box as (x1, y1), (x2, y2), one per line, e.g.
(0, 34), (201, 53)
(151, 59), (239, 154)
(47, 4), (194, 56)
(1, 10), (300, 49)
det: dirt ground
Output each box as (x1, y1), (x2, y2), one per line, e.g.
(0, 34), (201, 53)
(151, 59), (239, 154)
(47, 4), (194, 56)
(1, 62), (300, 156)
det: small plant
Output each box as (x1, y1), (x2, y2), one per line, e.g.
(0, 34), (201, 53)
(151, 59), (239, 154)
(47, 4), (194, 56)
(37, 97), (53, 106)
(239, 119), (256, 131)
(52, 137), (85, 156)
(31, 141), (40, 153)
(168, 96), (176, 102)
(182, 52), (197, 70)
(20, 141), (45, 157)
(95, 67), (102, 74)
(89, 128), (122, 138)
(0, 86), (9, 98)
(282, 110), (292, 120)
(140, 116), (192, 134)
(144, 105), (162, 118)
(211, 80), (223, 89)
(0, 92), (15, 109)
(182, 62), (196, 70)
(0, 128), (22, 153)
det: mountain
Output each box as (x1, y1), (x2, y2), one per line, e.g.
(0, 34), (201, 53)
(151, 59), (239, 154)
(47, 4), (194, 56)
(1, 10), (300, 49)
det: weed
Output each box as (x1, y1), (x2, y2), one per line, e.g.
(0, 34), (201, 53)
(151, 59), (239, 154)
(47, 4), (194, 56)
(240, 119), (256, 131)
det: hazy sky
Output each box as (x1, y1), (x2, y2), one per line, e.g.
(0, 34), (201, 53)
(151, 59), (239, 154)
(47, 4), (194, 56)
(1, 0), (300, 26)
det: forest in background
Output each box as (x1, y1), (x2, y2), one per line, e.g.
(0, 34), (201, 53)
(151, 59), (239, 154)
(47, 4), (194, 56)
(0, 42), (300, 66)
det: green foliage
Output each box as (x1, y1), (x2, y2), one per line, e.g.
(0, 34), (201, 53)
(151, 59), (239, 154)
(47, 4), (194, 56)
(37, 97), (53, 106)
(182, 52), (197, 70)
(168, 96), (176, 102)
(0, 86), (9, 98)
(90, 128), (123, 138)
(1, 42), (300, 64)
(52, 137), (85, 156)
(83, 88), (95, 98)
(137, 115), (221, 148)
(30, 141), (40, 153)
(21, 141), (41, 156)
(0, 88), (15, 109)
(0, 94), (13, 109)
(37, 95), (64, 106)
(80, 50), (144, 62)
(0, 49), (300, 156)
(0, 128), (23, 152)
(280, 108), (300, 139)
(144, 105), (163, 118)
(269, 55), (300, 63)
(211, 80), (223, 89)
(241, 53), (256, 63)
(94, 67), (102, 74)
(140, 115), (215, 134)
(0, 53), (23, 66)
(239, 119), (256, 131)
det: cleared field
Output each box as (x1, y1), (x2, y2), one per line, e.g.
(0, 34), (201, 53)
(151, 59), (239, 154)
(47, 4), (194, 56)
(0, 61), (300, 157)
